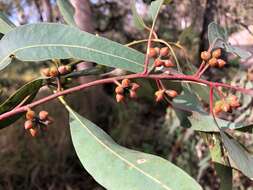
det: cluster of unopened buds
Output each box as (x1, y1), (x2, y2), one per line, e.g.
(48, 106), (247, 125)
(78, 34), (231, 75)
(149, 47), (175, 68)
(115, 79), (140, 102)
(41, 65), (72, 77)
(213, 95), (240, 115)
(201, 48), (226, 68)
(154, 89), (178, 102)
(24, 109), (53, 137)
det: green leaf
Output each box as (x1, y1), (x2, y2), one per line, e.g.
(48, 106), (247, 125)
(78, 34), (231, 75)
(0, 12), (15, 34)
(63, 101), (202, 190)
(0, 23), (148, 73)
(214, 163), (233, 190)
(0, 78), (44, 129)
(131, 0), (147, 30)
(172, 88), (253, 132)
(224, 44), (252, 60)
(148, 0), (164, 21)
(56, 0), (76, 26)
(208, 22), (227, 45)
(220, 130), (253, 179)
(208, 22), (251, 59)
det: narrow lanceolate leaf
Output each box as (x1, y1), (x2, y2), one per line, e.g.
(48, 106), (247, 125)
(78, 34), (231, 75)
(148, 0), (164, 21)
(0, 12), (15, 34)
(56, 0), (76, 26)
(220, 130), (253, 179)
(131, 0), (147, 30)
(0, 78), (44, 129)
(62, 100), (202, 190)
(0, 23), (147, 73)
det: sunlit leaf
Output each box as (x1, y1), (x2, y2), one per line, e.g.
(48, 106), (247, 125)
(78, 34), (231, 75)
(56, 0), (76, 26)
(148, 0), (164, 21)
(62, 100), (202, 190)
(0, 12), (15, 34)
(131, 0), (147, 30)
(0, 23), (149, 73)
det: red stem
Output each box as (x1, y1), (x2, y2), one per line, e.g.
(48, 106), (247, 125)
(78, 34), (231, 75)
(1, 72), (253, 121)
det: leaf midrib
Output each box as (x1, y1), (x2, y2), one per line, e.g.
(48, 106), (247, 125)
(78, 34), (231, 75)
(0, 43), (144, 69)
(65, 103), (172, 190)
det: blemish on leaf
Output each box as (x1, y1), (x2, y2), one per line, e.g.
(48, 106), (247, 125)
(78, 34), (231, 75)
(137, 158), (147, 164)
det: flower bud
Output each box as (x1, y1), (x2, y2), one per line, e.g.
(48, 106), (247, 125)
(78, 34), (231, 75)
(155, 90), (164, 102)
(115, 86), (124, 94)
(131, 83), (140, 91)
(200, 51), (211, 61)
(39, 111), (49, 121)
(165, 90), (178, 98)
(129, 90), (137, 98)
(164, 59), (174, 67)
(49, 67), (58, 77)
(208, 58), (217, 67)
(116, 94), (124, 103)
(121, 79), (131, 88)
(154, 59), (164, 67)
(160, 47), (169, 57)
(26, 109), (35, 120)
(217, 59), (226, 68)
(24, 120), (33, 130)
(149, 48), (157, 58)
(212, 49), (221, 58)
(58, 66), (68, 75)
(29, 128), (37, 137)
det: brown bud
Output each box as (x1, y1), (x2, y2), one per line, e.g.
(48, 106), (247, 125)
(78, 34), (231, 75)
(121, 79), (131, 88)
(58, 66), (68, 75)
(26, 109), (35, 120)
(155, 90), (164, 102)
(212, 49), (221, 58)
(217, 59), (226, 68)
(131, 83), (140, 91)
(24, 120), (33, 130)
(200, 51), (211, 61)
(165, 90), (178, 98)
(164, 59), (175, 67)
(115, 86), (124, 94)
(29, 128), (37, 137)
(129, 90), (137, 98)
(154, 47), (160, 55)
(228, 95), (240, 108)
(39, 111), (49, 121)
(213, 101), (223, 115)
(154, 59), (164, 67)
(222, 102), (231, 112)
(160, 47), (169, 57)
(149, 48), (157, 58)
(49, 67), (58, 77)
(116, 94), (124, 103)
(208, 57), (217, 67)
(41, 68), (51, 77)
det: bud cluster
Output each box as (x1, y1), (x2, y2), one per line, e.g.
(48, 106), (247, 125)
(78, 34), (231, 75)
(41, 65), (72, 77)
(114, 79), (140, 103)
(154, 89), (178, 102)
(201, 49), (226, 68)
(24, 109), (53, 137)
(213, 95), (240, 115)
(149, 47), (175, 68)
